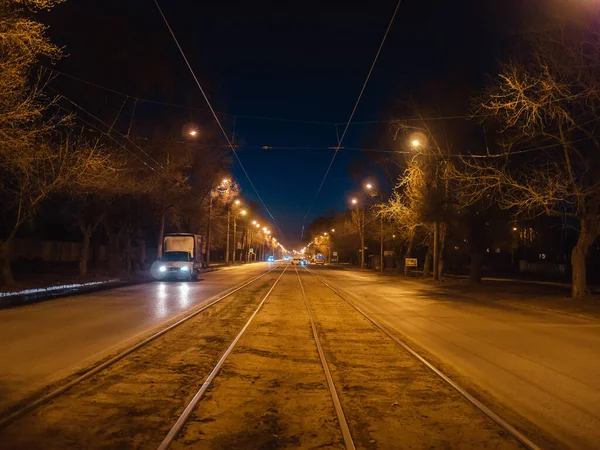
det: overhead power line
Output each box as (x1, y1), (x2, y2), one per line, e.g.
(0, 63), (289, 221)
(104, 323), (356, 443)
(47, 67), (486, 127)
(152, 0), (284, 238)
(301, 0), (404, 238)
(46, 67), (335, 127)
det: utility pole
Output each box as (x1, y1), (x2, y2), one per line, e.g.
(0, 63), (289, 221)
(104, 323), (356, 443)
(225, 206), (230, 263)
(360, 205), (365, 269)
(433, 221), (439, 281)
(380, 216), (384, 272)
(206, 198), (212, 266)
(232, 214), (237, 263)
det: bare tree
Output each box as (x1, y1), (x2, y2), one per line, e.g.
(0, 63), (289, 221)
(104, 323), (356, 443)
(459, 22), (600, 297)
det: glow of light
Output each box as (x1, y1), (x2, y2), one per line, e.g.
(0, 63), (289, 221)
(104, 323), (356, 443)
(365, 183), (372, 190)
(331, 229), (335, 232)
(512, 227), (518, 231)
(351, 198), (358, 205)
(179, 283), (190, 307)
(324, 232), (328, 236)
(235, 199), (240, 205)
(252, 220), (257, 225)
(189, 130), (198, 137)
(411, 139), (421, 147)
(255, 224), (260, 228)
(241, 209), (247, 215)
(159, 265), (167, 272)
(222, 178), (229, 184)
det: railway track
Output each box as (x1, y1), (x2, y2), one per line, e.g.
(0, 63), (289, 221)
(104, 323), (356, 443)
(1, 263), (543, 449)
(159, 266), (538, 449)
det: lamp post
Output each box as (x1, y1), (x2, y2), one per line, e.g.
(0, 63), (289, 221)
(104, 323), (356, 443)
(207, 178), (231, 266)
(411, 137), (441, 281)
(232, 208), (246, 263)
(365, 182), (384, 273)
(350, 197), (365, 268)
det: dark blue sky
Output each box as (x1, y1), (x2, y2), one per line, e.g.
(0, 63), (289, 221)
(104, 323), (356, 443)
(44, 0), (526, 247)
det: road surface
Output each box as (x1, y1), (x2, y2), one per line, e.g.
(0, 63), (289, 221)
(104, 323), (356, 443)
(313, 265), (600, 449)
(0, 263), (272, 411)
(2, 262), (599, 449)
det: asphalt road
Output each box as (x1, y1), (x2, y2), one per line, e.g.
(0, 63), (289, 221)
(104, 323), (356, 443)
(312, 265), (600, 449)
(0, 263), (273, 411)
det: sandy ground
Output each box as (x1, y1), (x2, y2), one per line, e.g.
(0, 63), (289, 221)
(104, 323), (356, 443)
(0, 270), (285, 450)
(298, 271), (521, 450)
(171, 268), (344, 450)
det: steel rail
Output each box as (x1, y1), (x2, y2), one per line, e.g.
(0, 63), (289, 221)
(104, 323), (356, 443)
(0, 265), (281, 429)
(302, 267), (542, 450)
(295, 267), (356, 450)
(157, 265), (288, 450)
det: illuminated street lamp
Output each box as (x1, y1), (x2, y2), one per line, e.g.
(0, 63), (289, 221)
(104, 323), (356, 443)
(189, 130), (198, 137)
(411, 139), (421, 148)
(331, 228), (335, 232)
(365, 183), (373, 190)
(252, 220), (257, 225)
(351, 198), (358, 205)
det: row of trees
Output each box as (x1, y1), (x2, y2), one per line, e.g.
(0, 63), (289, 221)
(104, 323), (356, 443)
(305, 16), (599, 298)
(374, 18), (600, 298)
(1, 0), (263, 287)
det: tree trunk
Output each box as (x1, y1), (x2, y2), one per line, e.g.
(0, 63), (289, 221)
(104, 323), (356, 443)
(437, 223), (447, 281)
(469, 251), (484, 283)
(0, 239), (15, 287)
(124, 232), (132, 275)
(423, 250), (432, 278)
(157, 210), (166, 260)
(571, 219), (594, 298)
(79, 226), (92, 277)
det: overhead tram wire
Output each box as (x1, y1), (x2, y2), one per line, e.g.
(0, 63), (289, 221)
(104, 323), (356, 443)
(48, 67), (499, 128)
(153, 0), (291, 237)
(301, 0), (404, 239)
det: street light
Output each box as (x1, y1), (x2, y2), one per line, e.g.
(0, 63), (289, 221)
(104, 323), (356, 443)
(331, 228), (335, 232)
(252, 220), (257, 225)
(189, 130), (198, 137)
(351, 198), (358, 205)
(365, 183), (373, 190)
(411, 139), (421, 147)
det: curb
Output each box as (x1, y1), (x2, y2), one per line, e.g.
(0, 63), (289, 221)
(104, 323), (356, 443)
(0, 265), (229, 309)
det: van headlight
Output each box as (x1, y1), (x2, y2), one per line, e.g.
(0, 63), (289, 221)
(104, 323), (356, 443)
(159, 265), (167, 272)
(180, 266), (189, 271)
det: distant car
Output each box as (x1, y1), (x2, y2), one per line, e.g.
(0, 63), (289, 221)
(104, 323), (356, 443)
(290, 258), (302, 265)
(267, 256), (275, 262)
(315, 258), (325, 265)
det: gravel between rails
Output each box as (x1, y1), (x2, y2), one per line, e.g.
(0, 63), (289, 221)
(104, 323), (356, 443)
(0, 270), (285, 450)
(298, 271), (523, 450)
(169, 270), (346, 450)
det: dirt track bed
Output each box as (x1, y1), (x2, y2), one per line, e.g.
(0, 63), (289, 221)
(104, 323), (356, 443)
(171, 270), (344, 449)
(299, 271), (521, 450)
(0, 271), (284, 450)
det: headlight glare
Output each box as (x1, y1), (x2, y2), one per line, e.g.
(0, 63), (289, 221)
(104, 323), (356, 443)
(159, 265), (167, 272)
(180, 266), (189, 271)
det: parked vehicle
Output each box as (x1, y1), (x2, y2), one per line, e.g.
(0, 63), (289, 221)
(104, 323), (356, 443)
(151, 233), (204, 281)
(314, 253), (325, 265)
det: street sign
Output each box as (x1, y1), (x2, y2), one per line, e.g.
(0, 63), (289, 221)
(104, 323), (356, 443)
(405, 258), (418, 267)
(249, 248), (254, 253)
(332, 251), (338, 256)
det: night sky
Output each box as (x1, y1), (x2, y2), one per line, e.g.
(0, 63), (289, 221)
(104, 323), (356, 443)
(42, 0), (529, 246)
